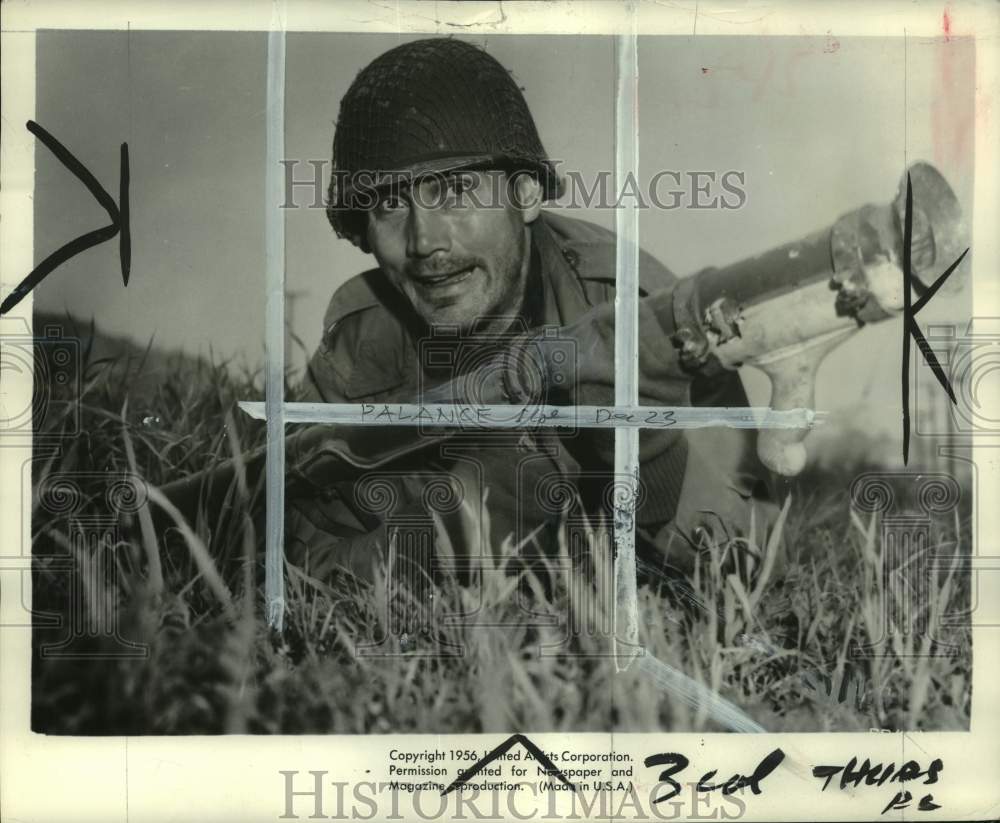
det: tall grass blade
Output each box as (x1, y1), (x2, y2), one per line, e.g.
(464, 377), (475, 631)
(120, 399), (164, 598)
(146, 485), (235, 619)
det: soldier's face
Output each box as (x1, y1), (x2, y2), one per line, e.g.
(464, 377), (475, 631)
(366, 171), (542, 330)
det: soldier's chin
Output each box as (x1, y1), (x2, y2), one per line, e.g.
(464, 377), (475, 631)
(419, 301), (482, 329)
(414, 291), (490, 329)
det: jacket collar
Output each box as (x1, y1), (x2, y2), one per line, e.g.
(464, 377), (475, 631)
(532, 212), (597, 327)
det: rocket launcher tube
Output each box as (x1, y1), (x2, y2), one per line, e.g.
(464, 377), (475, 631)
(664, 162), (968, 475)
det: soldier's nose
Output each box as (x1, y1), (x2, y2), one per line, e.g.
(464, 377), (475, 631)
(405, 202), (451, 258)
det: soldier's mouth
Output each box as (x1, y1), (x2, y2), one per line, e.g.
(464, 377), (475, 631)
(413, 266), (477, 289)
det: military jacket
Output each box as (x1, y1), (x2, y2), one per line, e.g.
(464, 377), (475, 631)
(292, 212), (768, 580)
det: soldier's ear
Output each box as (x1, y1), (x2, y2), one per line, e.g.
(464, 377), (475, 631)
(512, 173), (543, 224)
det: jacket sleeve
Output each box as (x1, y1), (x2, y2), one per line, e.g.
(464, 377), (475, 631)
(639, 287), (778, 540)
(542, 279), (775, 540)
(294, 269), (389, 403)
(297, 333), (350, 403)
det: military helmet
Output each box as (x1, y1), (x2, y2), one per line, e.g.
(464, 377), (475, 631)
(327, 37), (562, 249)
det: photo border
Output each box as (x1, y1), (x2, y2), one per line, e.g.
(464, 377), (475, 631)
(2, 2), (999, 821)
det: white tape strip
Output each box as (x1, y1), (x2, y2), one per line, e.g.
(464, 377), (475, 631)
(264, 7), (287, 632)
(613, 7), (642, 671)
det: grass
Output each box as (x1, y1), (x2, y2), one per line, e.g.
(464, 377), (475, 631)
(29, 318), (972, 735)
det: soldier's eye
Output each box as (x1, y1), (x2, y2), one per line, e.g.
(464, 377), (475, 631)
(375, 193), (408, 215)
(443, 174), (477, 205)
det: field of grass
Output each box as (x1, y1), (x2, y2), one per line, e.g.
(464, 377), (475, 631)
(29, 317), (972, 735)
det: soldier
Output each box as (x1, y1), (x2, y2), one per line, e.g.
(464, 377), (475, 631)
(287, 37), (777, 587)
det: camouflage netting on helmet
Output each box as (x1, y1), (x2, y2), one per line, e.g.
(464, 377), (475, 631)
(327, 37), (563, 248)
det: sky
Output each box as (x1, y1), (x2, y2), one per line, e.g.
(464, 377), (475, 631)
(32, 31), (975, 424)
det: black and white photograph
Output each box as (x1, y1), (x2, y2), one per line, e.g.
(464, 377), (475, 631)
(2, 2), (998, 821)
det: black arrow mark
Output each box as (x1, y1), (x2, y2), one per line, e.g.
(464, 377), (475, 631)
(0, 120), (130, 316)
(901, 171), (969, 464)
(440, 733), (576, 796)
